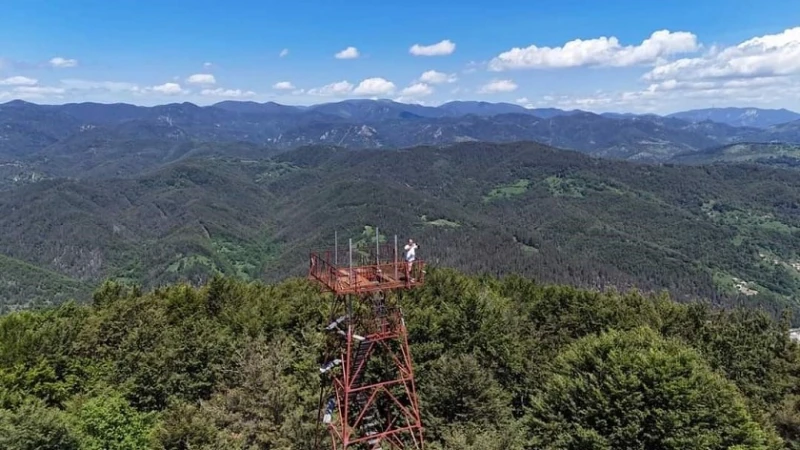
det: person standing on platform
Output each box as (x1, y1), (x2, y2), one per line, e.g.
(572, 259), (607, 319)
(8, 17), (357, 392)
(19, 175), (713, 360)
(404, 239), (418, 280)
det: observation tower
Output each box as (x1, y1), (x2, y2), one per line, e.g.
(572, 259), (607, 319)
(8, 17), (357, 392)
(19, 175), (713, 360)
(309, 229), (425, 449)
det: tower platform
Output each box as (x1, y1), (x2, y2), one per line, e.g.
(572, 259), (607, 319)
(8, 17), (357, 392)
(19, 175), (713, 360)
(309, 247), (425, 296)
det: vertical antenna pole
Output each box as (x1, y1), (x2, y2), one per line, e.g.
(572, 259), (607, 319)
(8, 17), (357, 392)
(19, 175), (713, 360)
(376, 226), (380, 266)
(394, 234), (398, 281)
(349, 238), (353, 286)
(348, 238), (353, 318)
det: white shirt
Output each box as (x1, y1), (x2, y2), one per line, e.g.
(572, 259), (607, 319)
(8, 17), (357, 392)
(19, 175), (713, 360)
(404, 243), (417, 259)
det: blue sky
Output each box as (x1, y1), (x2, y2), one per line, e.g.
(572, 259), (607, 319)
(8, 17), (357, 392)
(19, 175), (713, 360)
(1, 0), (799, 113)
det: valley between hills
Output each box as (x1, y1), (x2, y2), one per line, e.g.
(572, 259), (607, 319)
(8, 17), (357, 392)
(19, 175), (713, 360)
(3, 99), (800, 321)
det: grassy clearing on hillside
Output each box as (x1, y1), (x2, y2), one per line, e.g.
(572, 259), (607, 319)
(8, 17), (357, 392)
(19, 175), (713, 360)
(422, 215), (461, 228)
(484, 179), (530, 201)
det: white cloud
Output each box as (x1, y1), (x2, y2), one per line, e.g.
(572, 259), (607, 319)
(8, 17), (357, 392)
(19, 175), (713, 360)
(478, 79), (518, 94)
(150, 82), (185, 95)
(186, 73), (216, 85)
(489, 30), (699, 71)
(536, 26), (800, 113)
(418, 70), (457, 84)
(400, 83), (434, 97)
(308, 80), (355, 96)
(49, 57), (78, 68)
(279, 48), (289, 58)
(393, 97), (430, 105)
(273, 81), (295, 90)
(353, 77), (395, 95)
(306, 78), (395, 98)
(335, 46), (360, 59)
(463, 61), (482, 74)
(201, 88), (257, 98)
(13, 86), (66, 98)
(409, 39), (456, 56)
(542, 73), (800, 114)
(203, 62), (213, 69)
(60, 79), (141, 92)
(515, 97), (536, 108)
(0, 76), (37, 86)
(644, 27), (800, 82)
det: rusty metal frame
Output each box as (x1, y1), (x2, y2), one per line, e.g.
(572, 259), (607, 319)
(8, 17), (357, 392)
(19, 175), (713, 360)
(324, 306), (424, 449)
(312, 232), (425, 449)
(309, 250), (425, 296)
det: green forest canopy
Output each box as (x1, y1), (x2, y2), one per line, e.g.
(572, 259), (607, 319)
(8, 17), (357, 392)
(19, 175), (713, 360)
(2, 268), (800, 449)
(6, 141), (800, 322)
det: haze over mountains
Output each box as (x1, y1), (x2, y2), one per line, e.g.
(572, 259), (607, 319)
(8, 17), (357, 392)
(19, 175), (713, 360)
(4, 97), (800, 319)
(2, 99), (800, 177)
(666, 107), (800, 128)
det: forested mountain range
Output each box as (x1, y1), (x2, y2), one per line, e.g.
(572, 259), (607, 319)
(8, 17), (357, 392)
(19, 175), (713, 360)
(4, 102), (800, 447)
(667, 107), (800, 128)
(2, 100), (800, 166)
(672, 142), (800, 167)
(4, 140), (800, 325)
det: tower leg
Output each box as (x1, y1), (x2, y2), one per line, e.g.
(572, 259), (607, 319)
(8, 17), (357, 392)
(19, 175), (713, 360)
(317, 291), (424, 449)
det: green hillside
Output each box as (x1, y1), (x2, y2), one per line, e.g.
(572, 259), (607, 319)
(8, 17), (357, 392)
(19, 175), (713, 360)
(4, 142), (800, 320)
(671, 142), (800, 167)
(0, 254), (89, 314)
(1, 271), (798, 448)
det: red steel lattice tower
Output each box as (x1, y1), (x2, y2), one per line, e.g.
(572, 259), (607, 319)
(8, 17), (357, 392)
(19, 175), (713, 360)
(309, 231), (425, 449)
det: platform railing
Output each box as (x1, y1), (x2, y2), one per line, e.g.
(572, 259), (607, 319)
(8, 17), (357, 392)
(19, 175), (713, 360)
(309, 251), (425, 295)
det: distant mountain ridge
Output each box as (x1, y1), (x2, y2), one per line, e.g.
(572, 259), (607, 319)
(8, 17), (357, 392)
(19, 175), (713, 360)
(2, 99), (800, 173)
(7, 98), (799, 126)
(667, 107), (800, 128)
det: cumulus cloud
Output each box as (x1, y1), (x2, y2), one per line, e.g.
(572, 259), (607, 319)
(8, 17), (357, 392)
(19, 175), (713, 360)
(201, 88), (256, 98)
(644, 26), (800, 82)
(554, 26), (800, 112)
(13, 86), (66, 98)
(335, 47), (360, 59)
(409, 39), (456, 56)
(150, 82), (185, 95)
(463, 61), (482, 74)
(272, 81), (295, 90)
(515, 97), (536, 108)
(308, 80), (355, 96)
(542, 74), (800, 114)
(60, 79), (141, 92)
(279, 48), (289, 58)
(306, 78), (396, 97)
(478, 79), (518, 94)
(186, 73), (216, 85)
(418, 70), (457, 84)
(400, 83), (434, 97)
(489, 30), (698, 71)
(49, 57), (78, 68)
(353, 77), (395, 95)
(0, 76), (37, 86)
